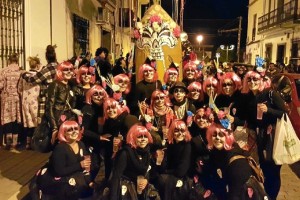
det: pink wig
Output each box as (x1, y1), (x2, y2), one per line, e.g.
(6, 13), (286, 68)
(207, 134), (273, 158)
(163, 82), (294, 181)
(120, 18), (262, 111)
(138, 64), (158, 82)
(126, 124), (153, 149)
(183, 61), (197, 79)
(203, 76), (219, 94)
(103, 98), (129, 119)
(56, 61), (74, 81)
(150, 90), (167, 108)
(193, 107), (213, 124)
(85, 84), (108, 104)
(167, 120), (192, 144)
(76, 65), (96, 84)
(219, 72), (242, 95)
(163, 68), (179, 84)
(206, 123), (235, 150)
(113, 74), (131, 94)
(187, 81), (204, 101)
(58, 120), (83, 143)
(241, 71), (265, 94)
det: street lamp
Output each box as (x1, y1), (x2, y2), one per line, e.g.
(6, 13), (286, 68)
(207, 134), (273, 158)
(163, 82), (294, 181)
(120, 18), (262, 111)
(220, 45), (235, 61)
(196, 35), (204, 59)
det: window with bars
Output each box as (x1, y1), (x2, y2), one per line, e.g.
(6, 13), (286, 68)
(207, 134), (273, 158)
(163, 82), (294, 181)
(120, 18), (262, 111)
(73, 14), (89, 56)
(0, 0), (24, 69)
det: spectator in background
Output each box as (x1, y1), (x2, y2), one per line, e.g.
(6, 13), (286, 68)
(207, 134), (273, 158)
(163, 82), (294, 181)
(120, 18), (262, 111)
(94, 47), (112, 82)
(18, 56), (41, 149)
(21, 45), (58, 123)
(0, 53), (22, 151)
(266, 62), (280, 79)
(112, 57), (127, 76)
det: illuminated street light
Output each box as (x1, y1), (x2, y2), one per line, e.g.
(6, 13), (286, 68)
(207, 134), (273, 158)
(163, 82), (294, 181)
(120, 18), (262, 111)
(196, 35), (204, 59)
(220, 45), (235, 61)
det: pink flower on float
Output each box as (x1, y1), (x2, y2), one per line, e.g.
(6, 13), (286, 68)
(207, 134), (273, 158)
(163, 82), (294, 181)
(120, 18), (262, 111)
(133, 29), (141, 39)
(173, 26), (181, 38)
(149, 14), (162, 24)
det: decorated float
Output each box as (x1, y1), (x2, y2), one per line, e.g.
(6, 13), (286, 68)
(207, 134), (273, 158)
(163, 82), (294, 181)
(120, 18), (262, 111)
(133, 1), (183, 82)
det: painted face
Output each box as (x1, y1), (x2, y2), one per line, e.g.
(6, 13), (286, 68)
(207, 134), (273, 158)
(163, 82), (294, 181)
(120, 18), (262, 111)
(206, 84), (216, 97)
(117, 79), (129, 92)
(62, 67), (74, 80)
(107, 104), (118, 119)
(173, 88), (186, 102)
(92, 91), (105, 105)
(143, 69), (154, 82)
(222, 79), (234, 96)
(136, 134), (149, 148)
(190, 89), (200, 100)
(174, 127), (186, 142)
(247, 76), (260, 91)
(65, 126), (79, 142)
(168, 72), (178, 83)
(195, 111), (209, 128)
(154, 94), (165, 107)
(212, 128), (226, 150)
(81, 72), (92, 84)
(185, 68), (195, 80)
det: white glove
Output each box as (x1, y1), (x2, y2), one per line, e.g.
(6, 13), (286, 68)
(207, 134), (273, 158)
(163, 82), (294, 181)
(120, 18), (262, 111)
(72, 109), (83, 116)
(175, 180), (183, 187)
(144, 114), (152, 123)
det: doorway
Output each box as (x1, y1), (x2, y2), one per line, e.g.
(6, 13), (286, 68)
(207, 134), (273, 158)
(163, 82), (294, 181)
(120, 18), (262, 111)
(277, 44), (285, 64)
(101, 30), (111, 53)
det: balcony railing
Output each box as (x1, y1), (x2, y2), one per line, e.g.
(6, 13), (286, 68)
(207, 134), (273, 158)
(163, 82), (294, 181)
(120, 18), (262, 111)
(258, 0), (300, 32)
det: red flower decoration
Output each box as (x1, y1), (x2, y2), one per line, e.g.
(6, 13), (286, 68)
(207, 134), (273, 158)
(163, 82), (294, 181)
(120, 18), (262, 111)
(173, 26), (181, 38)
(149, 14), (162, 24)
(133, 29), (141, 39)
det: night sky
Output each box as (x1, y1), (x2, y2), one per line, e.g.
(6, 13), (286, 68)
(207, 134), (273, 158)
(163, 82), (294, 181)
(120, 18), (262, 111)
(161, 0), (249, 50)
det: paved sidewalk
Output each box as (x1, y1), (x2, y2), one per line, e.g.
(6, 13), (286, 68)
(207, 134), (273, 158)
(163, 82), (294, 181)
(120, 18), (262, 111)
(278, 164), (300, 200)
(0, 148), (299, 199)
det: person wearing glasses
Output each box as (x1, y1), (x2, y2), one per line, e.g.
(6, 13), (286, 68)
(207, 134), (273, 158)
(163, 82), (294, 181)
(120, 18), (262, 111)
(182, 61), (200, 87)
(169, 82), (196, 127)
(241, 70), (287, 200)
(35, 120), (92, 200)
(206, 123), (268, 200)
(132, 62), (162, 117)
(108, 124), (161, 200)
(156, 120), (192, 200)
(215, 72), (244, 129)
(202, 76), (220, 106)
(162, 63), (179, 94)
(188, 107), (221, 199)
(72, 65), (96, 110)
(142, 90), (175, 148)
(101, 98), (139, 181)
(112, 74), (131, 105)
(45, 61), (76, 145)
(187, 81), (205, 110)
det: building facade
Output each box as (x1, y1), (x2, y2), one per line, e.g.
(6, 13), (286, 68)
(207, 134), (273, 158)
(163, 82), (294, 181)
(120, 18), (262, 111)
(246, 0), (300, 66)
(0, 0), (150, 69)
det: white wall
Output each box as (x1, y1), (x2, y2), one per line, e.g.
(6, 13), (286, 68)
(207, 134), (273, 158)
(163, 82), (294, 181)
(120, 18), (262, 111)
(24, 0), (52, 68)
